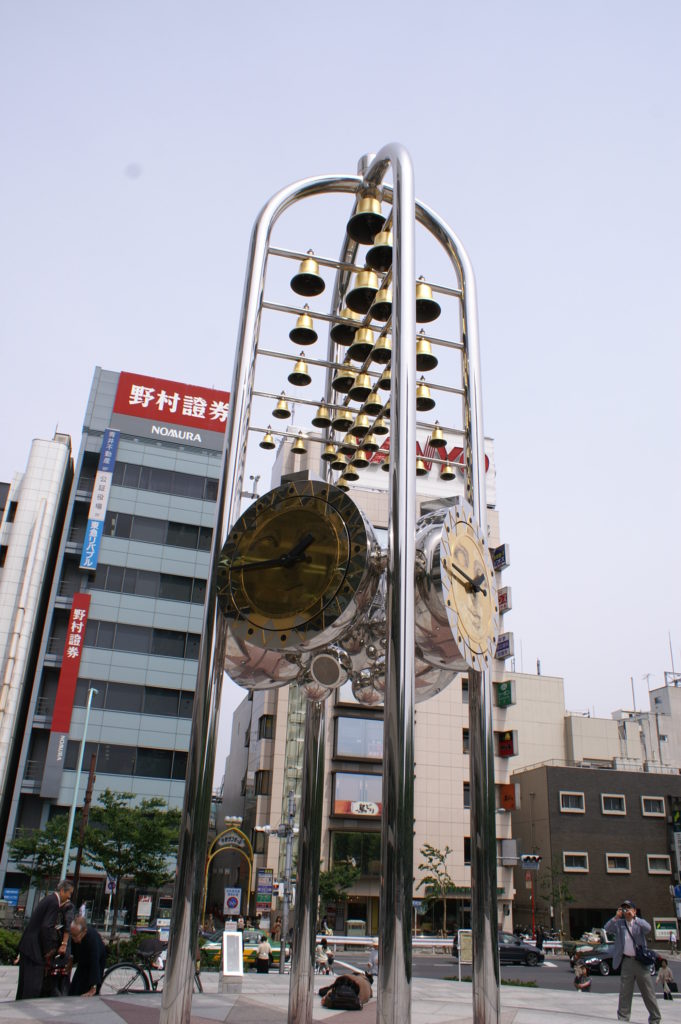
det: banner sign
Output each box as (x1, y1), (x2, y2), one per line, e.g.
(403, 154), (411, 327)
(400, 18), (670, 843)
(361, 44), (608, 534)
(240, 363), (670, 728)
(498, 784), (517, 811)
(113, 371), (230, 433)
(333, 800), (382, 817)
(495, 632), (514, 660)
(2, 888), (19, 906)
(137, 895), (152, 919)
(498, 731), (515, 758)
(224, 887), (242, 916)
(80, 428), (120, 570)
(492, 544), (510, 571)
(498, 586), (512, 614)
(255, 868), (274, 913)
(495, 680), (514, 708)
(674, 833), (681, 875)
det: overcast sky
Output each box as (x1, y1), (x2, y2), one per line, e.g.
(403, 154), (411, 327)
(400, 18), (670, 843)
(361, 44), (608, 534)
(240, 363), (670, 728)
(1, 2), (679, 777)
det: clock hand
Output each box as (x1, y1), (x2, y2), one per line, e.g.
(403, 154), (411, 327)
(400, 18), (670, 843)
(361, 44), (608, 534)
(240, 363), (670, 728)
(232, 533), (316, 573)
(446, 561), (487, 596)
(280, 533), (315, 566)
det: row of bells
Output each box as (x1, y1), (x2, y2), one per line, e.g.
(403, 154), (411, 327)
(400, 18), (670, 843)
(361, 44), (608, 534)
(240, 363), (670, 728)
(283, 355), (436, 410)
(290, 311), (438, 373)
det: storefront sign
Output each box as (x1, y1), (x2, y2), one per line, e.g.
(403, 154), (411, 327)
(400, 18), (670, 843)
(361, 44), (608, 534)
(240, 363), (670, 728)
(492, 544), (510, 571)
(497, 731), (515, 758)
(137, 895), (152, 920)
(495, 632), (514, 660)
(498, 586), (512, 614)
(255, 868), (274, 913)
(111, 371), (230, 451)
(333, 800), (382, 817)
(80, 428), (120, 570)
(499, 784), (517, 811)
(495, 680), (514, 708)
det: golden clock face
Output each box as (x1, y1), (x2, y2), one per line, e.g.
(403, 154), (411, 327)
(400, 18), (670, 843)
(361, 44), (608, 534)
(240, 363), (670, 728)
(217, 480), (369, 651)
(440, 501), (499, 671)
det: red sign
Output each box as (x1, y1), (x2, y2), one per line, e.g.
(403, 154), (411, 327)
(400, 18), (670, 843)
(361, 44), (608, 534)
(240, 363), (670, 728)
(497, 731), (515, 758)
(51, 593), (91, 733)
(499, 784), (517, 811)
(333, 800), (382, 817)
(113, 371), (230, 432)
(367, 437), (490, 473)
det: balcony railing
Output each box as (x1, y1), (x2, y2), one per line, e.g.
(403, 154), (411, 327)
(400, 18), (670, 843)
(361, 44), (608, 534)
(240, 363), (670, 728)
(23, 760), (43, 782)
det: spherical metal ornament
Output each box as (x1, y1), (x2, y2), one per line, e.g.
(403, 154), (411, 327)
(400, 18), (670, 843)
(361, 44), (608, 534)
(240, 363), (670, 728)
(299, 677), (332, 702)
(352, 677), (383, 707)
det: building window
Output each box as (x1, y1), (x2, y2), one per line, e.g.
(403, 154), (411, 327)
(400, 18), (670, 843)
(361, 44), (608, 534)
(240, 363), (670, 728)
(258, 715), (274, 740)
(332, 772), (382, 817)
(605, 853), (631, 873)
(647, 855), (672, 874)
(559, 791), (585, 813)
(6, 501), (17, 523)
(83, 619), (200, 660)
(253, 830), (267, 854)
(563, 852), (589, 872)
(254, 770), (272, 796)
(0, 545), (7, 568)
(331, 832), (381, 877)
(104, 510), (212, 552)
(461, 678), (469, 704)
(601, 794), (626, 815)
(91, 563), (207, 604)
(462, 729), (470, 754)
(641, 796), (665, 817)
(244, 727), (250, 748)
(64, 740), (187, 780)
(112, 461), (218, 502)
(464, 837), (471, 866)
(335, 717), (383, 759)
(463, 781), (470, 809)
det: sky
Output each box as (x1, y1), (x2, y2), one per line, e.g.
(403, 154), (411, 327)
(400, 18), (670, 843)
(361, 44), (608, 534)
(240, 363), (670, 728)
(1, 2), (679, 777)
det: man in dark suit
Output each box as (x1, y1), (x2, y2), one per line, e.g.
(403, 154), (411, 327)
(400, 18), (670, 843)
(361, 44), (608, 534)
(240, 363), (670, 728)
(69, 916), (107, 996)
(16, 879), (74, 1000)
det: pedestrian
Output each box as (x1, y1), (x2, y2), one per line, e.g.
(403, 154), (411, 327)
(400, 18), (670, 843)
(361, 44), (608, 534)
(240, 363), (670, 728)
(271, 915), (282, 941)
(315, 937), (330, 974)
(16, 879), (74, 1000)
(535, 924), (544, 951)
(44, 897), (76, 997)
(604, 899), (661, 1024)
(671, 930), (678, 956)
(255, 934), (272, 973)
(367, 939), (379, 978)
(68, 916), (107, 996)
(657, 958), (675, 1000)
(574, 962), (591, 991)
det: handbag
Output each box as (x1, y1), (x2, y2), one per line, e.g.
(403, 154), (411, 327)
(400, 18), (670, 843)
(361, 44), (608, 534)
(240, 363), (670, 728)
(625, 920), (657, 968)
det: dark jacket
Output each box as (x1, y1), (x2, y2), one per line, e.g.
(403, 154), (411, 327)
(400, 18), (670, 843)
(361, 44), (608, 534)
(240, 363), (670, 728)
(18, 893), (60, 965)
(70, 926), (107, 995)
(604, 914), (652, 970)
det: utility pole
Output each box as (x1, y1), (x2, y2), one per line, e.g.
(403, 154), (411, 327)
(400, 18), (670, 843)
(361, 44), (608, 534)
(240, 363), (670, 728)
(279, 790), (296, 975)
(61, 687), (98, 880)
(72, 753), (96, 902)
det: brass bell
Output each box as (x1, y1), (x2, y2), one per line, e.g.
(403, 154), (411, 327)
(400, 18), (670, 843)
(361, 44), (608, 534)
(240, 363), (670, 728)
(330, 307), (361, 345)
(311, 402), (332, 428)
(343, 462), (360, 482)
(321, 443), (337, 462)
(291, 431), (307, 455)
(288, 353), (312, 387)
(289, 305), (318, 345)
(361, 432), (379, 453)
(440, 462), (456, 481)
(340, 434), (359, 456)
(415, 457), (428, 477)
(428, 423), (447, 450)
(332, 360), (357, 394)
(381, 456), (390, 472)
(362, 391), (383, 416)
(259, 428), (276, 450)
(347, 327), (375, 363)
(346, 196), (384, 245)
(346, 269), (379, 315)
(377, 367), (391, 392)
(336, 474), (351, 492)
(415, 277), (441, 323)
(366, 230), (393, 273)
(331, 407), (354, 432)
(351, 449), (369, 470)
(371, 332), (392, 364)
(290, 252), (325, 297)
(350, 414), (371, 438)
(330, 451), (349, 472)
(272, 393), (291, 419)
(370, 286), (392, 322)
(416, 377), (435, 411)
(383, 400), (391, 418)
(373, 416), (389, 436)
(416, 330), (438, 371)
(348, 372), (372, 402)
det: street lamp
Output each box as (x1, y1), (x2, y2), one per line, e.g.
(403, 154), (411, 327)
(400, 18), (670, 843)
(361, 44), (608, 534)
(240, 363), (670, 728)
(254, 791), (297, 974)
(60, 686), (98, 880)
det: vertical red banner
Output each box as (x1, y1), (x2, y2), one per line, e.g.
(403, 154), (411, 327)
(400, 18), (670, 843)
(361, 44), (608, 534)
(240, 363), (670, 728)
(51, 593), (91, 733)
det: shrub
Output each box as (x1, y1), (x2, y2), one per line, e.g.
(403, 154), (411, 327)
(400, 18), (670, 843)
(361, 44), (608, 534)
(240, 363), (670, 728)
(0, 928), (21, 965)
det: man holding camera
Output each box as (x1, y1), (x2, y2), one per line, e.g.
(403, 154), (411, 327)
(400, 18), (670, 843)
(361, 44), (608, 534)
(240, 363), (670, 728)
(605, 900), (661, 1023)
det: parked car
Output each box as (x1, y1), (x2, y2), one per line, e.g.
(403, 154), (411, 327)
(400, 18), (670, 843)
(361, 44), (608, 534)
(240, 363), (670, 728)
(498, 932), (545, 966)
(200, 928), (286, 970)
(578, 943), (662, 976)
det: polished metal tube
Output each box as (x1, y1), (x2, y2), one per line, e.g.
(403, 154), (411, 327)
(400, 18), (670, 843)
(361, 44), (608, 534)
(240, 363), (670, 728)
(288, 700), (325, 1024)
(364, 144), (416, 1024)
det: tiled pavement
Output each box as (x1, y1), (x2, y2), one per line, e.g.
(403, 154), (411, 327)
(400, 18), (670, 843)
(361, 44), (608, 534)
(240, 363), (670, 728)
(1, 966), (681, 1023)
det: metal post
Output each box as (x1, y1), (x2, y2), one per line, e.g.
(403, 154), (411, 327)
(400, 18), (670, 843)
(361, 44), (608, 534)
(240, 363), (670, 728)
(280, 790), (295, 975)
(72, 753), (96, 899)
(60, 687), (97, 880)
(288, 700), (325, 1024)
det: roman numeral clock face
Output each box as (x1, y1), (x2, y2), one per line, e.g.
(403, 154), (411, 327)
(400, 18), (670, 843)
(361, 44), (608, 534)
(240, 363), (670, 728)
(439, 501), (499, 671)
(217, 480), (369, 652)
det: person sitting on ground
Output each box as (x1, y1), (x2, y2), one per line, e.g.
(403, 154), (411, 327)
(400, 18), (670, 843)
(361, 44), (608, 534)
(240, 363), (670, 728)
(319, 972), (372, 1010)
(573, 962), (591, 992)
(69, 916), (107, 997)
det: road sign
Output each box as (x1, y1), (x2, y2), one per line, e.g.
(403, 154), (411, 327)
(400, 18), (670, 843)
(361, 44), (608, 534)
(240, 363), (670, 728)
(106, 876), (117, 893)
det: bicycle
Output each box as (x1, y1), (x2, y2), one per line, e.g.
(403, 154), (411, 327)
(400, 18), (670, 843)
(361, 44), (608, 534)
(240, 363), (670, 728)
(100, 938), (203, 995)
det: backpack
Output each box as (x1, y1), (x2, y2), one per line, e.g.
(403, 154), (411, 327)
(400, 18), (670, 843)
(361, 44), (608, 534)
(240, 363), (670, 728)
(322, 977), (362, 1011)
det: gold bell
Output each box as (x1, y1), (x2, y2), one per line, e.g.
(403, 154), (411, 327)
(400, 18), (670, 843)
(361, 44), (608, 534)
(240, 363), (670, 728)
(290, 252), (325, 297)
(346, 269), (379, 315)
(366, 230), (393, 273)
(259, 428), (276, 451)
(370, 286), (392, 322)
(343, 462), (360, 482)
(415, 277), (441, 323)
(371, 332), (392, 364)
(321, 443), (337, 462)
(428, 422), (447, 450)
(272, 393), (291, 419)
(360, 432), (379, 453)
(416, 330), (438, 371)
(362, 391), (383, 416)
(291, 431), (307, 455)
(377, 367), (391, 392)
(347, 327), (375, 363)
(416, 377), (435, 411)
(340, 434), (359, 456)
(373, 416), (389, 436)
(440, 462), (456, 481)
(332, 360), (357, 394)
(330, 451), (349, 472)
(311, 402), (332, 428)
(330, 307), (361, 345)
(336, 474), (351, 492)
(351, 449), (369, 470)
(415, 457), (428, 477)
(348, 373), (372, 402)
(346, 197), (384, 245)
(383, 400), (391, 418)
(331, 407), (354, 432)
(289, 305), (318, 345)
(350, 414), (371, 438)
(381, 456), (391, 472)
(288, 353), (312, 387)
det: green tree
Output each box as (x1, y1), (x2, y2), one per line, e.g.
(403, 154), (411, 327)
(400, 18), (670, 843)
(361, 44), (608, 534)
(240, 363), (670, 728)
(318, 862), (360, 909)
(538, 854), (575, 937)
(84, 790), (181, 937)
(417, 843), (454, 936)
(8, 814), (75, 891)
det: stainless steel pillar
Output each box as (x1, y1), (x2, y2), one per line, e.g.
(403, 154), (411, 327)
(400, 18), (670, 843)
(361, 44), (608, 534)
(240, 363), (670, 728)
(288, 700), (326, 1024)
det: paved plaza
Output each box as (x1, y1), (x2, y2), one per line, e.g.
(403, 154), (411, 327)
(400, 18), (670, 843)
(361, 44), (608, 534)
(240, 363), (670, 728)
(1, 966), (680, 1024)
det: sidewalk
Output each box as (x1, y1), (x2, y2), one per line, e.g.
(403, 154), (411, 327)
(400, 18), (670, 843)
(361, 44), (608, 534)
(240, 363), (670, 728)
(1, 966), (680, 1023)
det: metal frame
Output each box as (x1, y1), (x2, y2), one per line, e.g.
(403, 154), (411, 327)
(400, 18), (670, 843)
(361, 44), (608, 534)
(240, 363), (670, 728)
(160, 145), (498, 1024)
